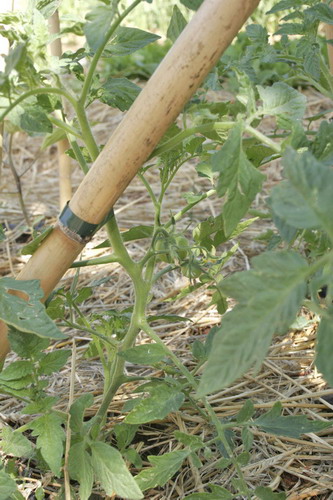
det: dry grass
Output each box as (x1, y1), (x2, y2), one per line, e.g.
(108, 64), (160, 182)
(1, 88), (333, 499)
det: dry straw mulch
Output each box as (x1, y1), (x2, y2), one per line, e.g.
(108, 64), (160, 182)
(1, 88), (333, 499)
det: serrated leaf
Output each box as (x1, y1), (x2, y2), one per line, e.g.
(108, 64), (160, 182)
(267, 0), (300, 14)
(9, 104), (53, 136)
(30, 412), (65, 476)
(211, 123), (264, 236)
(270, 149), (333, 235)
(8, 329), (49, 358)
(69, 394), (94, 434)
(90, 442), (143, 499)
(125, 382), (185, 424)
(236, 400), (255, 423)
(275, 23), (304, 35)
(0, 470), (18, 498)
(84, 5), (115, 52)
(315, 315), (333, 386)
(307, 3), (333, 24)
(174, 431), (204, 451)
(118, 343), (166, 365)
(258, 82), (306, 121)
(21, 227), (53, 255)
(167, 5), (187, 42)
(135, 449), (190, 491)
(0, 277), (66, 340)
(197, 251), (307, 396)
(68, 442), (94, 500)
(38, 349), (71, 375)
(0, 360), (33, 381)
(0, 427), (33, 457)
(253, 402), (331, 437)
(98, 77), (141, 111)
(106, 27), (160, 56)
(246, 24), (268, 44)
(23, 395), (58, 415)
(255, 486), (287, 500)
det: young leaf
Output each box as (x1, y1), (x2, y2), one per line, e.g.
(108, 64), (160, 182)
(29, 412), (66, 476)
(84, 5), (115, 52)
(118, 343), (166, 365)
(0, 470), (18, 498)
(68, 442), (94, 500)
(135, 449), (190, 491)
(258, 82), (306, 121)
(0, 278), (66, 340)
(211, 123), (264, 236)
(125, 381), (185, 424)
(253, 402), (330, 437)
(98, 77), (141, 111)
(167, 5), (187, 42)
(38, 350), (71, 375)
(69, 393), (94, 434)
(41, 127), (66, 150)
(255, 486), (287, 500)
(236, 399), (255, 423)
(90, 442), (143, 499)
(21, 227), (53, 255)
(197, 251), (307, 396)
(315, 315), (333, 387)
(106, 27), (160, 56)
(0, 426), (33, 457)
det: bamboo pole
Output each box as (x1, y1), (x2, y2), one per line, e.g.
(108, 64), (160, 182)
(325, 4), (333, 74)
(48, 10), (73, 208)
(0, 0), (261, 360)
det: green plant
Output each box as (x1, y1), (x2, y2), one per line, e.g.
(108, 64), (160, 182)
(1, 0), (333, 498)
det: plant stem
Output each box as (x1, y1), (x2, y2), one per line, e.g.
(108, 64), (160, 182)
(79, 0), (144, 107)
(75, 103), (100, 161)
(245, 125), (281, 154)
(165, 189), (216, 229)
(48, 116), (83, 140)
(68, 138), (89, 174)
(70, 254), (120, 267)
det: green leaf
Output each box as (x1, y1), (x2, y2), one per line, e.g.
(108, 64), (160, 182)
(167, 5), (187, 42)
(69, 394), (94, 434)
(118, 344), (166, 365)
(315, 315), (333, 387)
(9, 104), (53, 136)
(114, 423), (138, 450)
(236, 400), (255, 423)
(36, 0), (60, 18)
(241, 427), (254, 452)
(98, 77), (141, 111)
(255, 486), (287, 500)
(125, 381), (185, 424)
(270, 149), (333, 236)
(21, 227), (53, 255)
(212, 123), (264, 236)
(308, 3), (333, 24)
(258, 82), (306, 121)
(0, 278), (66, 340)
(253, 402), (331, 437)
(68, 442), (94, 500)
(246, 24), (268, 44)
(298, 38), (320, 80)
(106, 27), (160, 56)
(135, 449), (190, 491)
(38, 350), (71, 375)
(0, 470), (18, 498)
(197, 251), (307, 396)
(267, 0), (299, 14)
(84, 5), (115, 52)
(184, 487), (233, 500)
(8, 329), (49, 358)
(180, 0), (203, 10)
(0, 225), (5, 242)
(24, 396), (58, 415)
(90, 442), (143, 499)
(30, 412), (65, 476)
(0, 427), (33, 457)
(191, 339), (206, 361)
(174, 431), (204, 451)
(0, 360), (33, 381)
(4, 43), (26, 76)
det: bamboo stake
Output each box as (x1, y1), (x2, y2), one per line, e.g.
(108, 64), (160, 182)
(0, 0), (261, 360)
(48, 10), (73, 208)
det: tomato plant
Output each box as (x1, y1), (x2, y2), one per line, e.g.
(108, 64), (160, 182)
(1, 0), (333, 498)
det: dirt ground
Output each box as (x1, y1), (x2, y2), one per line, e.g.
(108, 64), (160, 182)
(1, 88), (333, 499)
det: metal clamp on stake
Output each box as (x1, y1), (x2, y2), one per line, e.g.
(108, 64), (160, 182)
(58, 202), (114, 243)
